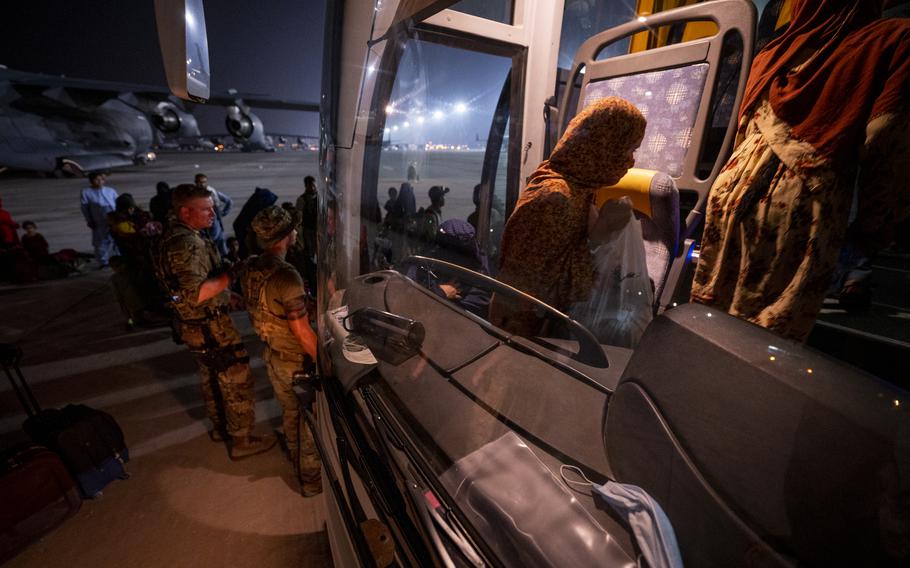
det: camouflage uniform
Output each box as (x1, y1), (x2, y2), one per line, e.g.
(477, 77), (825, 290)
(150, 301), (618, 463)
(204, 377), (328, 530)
(155, 220), (256, 438)
(241, 252), (320, 485)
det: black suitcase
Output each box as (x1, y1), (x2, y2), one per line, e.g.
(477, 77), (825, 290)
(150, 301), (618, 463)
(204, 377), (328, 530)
(0, 444), (82, 564)
(1, 343), (130, 499)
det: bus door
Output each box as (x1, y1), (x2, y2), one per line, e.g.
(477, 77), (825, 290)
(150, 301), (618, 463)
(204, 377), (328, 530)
(343, 1), (566, 301)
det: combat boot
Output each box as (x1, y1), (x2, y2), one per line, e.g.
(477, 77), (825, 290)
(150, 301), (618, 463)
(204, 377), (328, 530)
(230, 433), (278, 460)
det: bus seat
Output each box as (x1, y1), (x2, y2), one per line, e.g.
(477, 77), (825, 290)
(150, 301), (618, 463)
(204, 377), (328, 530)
(558, 0), (754, 235)
(595, 168), (680, 306)
(605, 303), (909, 566)
(558, 0), (754, 311)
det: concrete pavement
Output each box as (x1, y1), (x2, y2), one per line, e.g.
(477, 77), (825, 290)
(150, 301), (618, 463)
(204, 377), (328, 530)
(0, 151), (331, 567)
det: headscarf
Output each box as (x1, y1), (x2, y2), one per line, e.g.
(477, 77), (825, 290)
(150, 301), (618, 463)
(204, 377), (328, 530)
(741, 0), (910, 165)
(435, 218), (489, 275)
(493, 97), (645, 328)
(547, 96), (646, 187)
(392, 182), (417, 219)
(115, 193), (137, 214)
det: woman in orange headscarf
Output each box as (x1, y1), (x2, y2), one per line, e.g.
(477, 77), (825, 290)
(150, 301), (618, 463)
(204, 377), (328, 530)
(490, 97), (646, 336)
(691, 0), (910, 340)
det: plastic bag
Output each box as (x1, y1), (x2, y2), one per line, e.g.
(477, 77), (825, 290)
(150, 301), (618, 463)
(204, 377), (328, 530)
(571, 198), (653, 348)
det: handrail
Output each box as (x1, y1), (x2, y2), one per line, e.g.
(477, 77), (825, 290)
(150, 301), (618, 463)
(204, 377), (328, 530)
(399, 255), (609, 368)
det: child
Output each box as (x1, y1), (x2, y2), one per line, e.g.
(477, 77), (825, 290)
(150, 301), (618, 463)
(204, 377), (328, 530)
(20, 221), (49, 259)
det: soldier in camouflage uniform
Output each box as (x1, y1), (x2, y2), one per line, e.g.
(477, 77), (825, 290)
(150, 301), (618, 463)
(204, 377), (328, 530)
(242, 206), (322, 496)
(154, 184), (276, 460)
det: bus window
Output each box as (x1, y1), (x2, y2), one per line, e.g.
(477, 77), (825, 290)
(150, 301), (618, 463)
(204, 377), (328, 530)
(558, 1), (637, 69)
(363, 31), (519, 317)
(449, 0), (514, 25)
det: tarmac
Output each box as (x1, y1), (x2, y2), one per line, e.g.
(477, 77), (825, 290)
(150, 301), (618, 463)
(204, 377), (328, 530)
(1, 148), (908, 566)
(0, 151), (331, 567)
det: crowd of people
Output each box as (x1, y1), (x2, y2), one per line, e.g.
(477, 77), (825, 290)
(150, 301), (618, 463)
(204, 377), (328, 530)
(4, 171), (324, 495)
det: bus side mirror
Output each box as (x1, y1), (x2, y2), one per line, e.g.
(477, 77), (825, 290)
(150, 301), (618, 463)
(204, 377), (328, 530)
(154, 0), (211, 102)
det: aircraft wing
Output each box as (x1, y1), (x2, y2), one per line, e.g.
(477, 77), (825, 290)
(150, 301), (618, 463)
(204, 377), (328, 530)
(1, 67), (319, 112)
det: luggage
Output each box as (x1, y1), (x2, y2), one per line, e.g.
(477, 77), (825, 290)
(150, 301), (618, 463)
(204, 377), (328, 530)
(0, 445), (81, 564)
(1, 343), (130, 499)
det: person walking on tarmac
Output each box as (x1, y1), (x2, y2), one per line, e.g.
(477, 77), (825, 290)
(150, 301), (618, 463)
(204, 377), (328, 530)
(241, 206), (322, 496)
(154, 184), (276, 460)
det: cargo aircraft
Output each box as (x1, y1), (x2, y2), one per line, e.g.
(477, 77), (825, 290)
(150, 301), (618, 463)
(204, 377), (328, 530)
(155, 0), (909, 566)
(0, 66), (318, 175)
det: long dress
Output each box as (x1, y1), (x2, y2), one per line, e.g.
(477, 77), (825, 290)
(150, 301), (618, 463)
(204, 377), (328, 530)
(691, 99), (910, 340)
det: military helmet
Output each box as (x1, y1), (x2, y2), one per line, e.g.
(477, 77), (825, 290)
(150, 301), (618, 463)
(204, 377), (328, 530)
(252, 205), (301, 248)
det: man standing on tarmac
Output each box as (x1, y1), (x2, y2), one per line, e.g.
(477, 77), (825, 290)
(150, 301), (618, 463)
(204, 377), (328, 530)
(80, 172), (119, 268)
(241, 206), (322, 496)
(155, 184), (275, 460)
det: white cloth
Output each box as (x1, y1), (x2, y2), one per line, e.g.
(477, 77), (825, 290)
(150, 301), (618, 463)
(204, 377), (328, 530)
(594, 481), (684, 568)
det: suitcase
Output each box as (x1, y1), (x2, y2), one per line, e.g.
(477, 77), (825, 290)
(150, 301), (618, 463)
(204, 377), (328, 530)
(0, 445), (81, 564)
(1, 343), (130, 499)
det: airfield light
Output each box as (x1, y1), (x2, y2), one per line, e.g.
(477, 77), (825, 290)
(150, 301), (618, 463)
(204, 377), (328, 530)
(385, 104), (394, 114)
(417, 116), (425, 124)
(392, 125), (399, 131)
(403, 121), (410, 128)
(455, 102), (467, 114)
(433, 110), (444, 120)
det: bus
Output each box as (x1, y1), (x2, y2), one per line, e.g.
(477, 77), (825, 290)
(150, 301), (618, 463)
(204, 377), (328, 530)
(157, 1), (909, 566)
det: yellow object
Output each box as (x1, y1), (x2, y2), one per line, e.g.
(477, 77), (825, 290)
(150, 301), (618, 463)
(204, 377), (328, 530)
(630, 0), (716, 53)
(594, 168), (655, 218)
(776, 0), (792, 31)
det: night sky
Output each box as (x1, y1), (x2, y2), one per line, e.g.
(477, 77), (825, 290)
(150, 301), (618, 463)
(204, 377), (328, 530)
(1, 0), (325, 136)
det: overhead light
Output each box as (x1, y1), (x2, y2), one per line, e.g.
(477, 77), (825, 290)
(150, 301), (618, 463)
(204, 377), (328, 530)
(455, 102), (467, 114)
(433, 110), (444, 120)
(385, 104), (394, 114)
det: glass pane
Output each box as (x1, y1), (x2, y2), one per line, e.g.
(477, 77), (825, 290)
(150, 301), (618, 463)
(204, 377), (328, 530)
(558, 0), (637, 69)
(369, 38), (512, 319)
(449, 0), (513, 25)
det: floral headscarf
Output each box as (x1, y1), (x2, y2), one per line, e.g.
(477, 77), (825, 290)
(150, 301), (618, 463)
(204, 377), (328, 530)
(548, 96), (646, 187)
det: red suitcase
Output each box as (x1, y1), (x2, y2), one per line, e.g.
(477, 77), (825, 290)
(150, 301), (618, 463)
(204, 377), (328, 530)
(0, 445), (82, 564)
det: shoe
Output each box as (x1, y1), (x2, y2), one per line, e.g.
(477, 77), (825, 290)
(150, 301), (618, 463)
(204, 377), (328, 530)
(229, 433), (277, 460)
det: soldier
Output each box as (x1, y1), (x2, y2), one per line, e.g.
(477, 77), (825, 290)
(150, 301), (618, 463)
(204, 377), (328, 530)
(242, 206), (321, 496)
(154, 184), (275, 460)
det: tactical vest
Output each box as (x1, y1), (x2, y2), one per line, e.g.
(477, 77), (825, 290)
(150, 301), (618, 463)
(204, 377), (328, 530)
(242, 255), (306, 360)
(153, 222), (224, 321)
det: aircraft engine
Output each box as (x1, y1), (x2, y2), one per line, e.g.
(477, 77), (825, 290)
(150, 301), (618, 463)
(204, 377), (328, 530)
(153, 107), (181, 133)
(225, 105), (255, 138)
(224, 104), (273, 151)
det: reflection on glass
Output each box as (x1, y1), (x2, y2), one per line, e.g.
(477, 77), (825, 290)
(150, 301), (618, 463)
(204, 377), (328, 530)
(370, 39), (511, 276)
(449, 0), (514, 25)
(558, 0), (637, 69)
